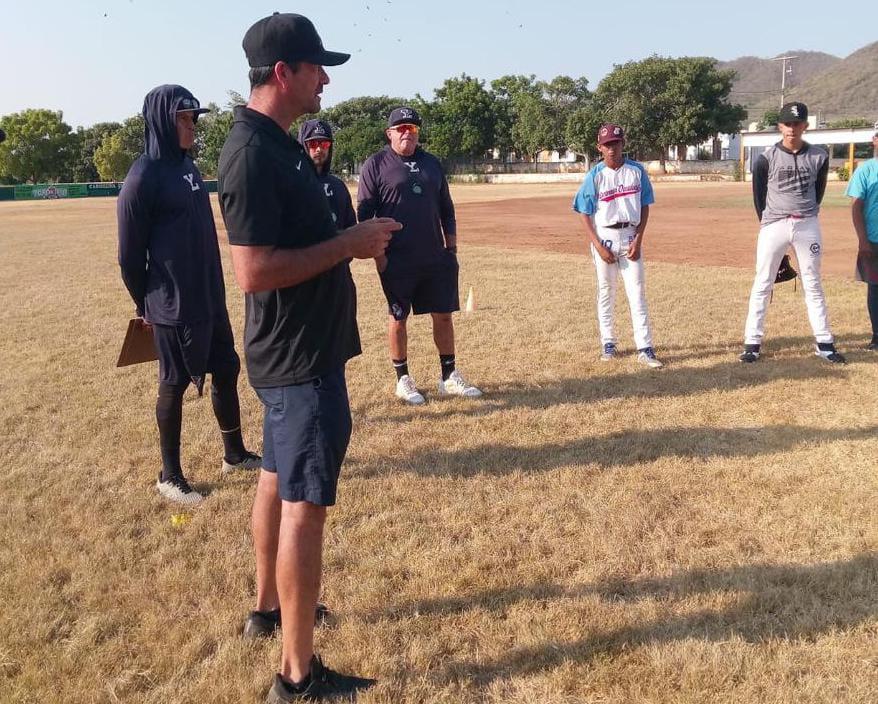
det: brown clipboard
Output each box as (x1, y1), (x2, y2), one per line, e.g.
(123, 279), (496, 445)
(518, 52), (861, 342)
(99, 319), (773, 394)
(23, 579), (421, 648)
(116, 318), (158, 367)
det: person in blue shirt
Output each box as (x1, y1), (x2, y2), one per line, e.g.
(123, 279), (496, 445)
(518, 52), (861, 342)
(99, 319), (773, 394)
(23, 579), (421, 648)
(118, 84), (260, 506)
(846, 127), (878, 350)
(573, 124), (663, 368)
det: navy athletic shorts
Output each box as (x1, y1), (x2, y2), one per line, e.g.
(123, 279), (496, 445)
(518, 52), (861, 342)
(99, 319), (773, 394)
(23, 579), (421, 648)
(379, 251), (460, 321)
(152, 316), (240, 388)
(255, 368), (352, 506)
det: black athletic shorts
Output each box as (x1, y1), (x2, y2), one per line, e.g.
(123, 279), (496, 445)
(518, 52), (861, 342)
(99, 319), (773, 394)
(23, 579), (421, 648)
(152, 315), (240, 388)
(379, 251), (460, 321)
(255, 367), (352, 506)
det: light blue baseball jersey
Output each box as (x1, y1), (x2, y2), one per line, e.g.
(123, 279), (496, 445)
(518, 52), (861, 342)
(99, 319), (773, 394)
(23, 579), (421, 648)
(846, 158), (878, 243)
(572, 159), (655, 227)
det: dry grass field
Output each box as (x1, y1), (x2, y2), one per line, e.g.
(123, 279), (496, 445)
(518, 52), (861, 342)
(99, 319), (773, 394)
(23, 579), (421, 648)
(1, 183), (877, 703)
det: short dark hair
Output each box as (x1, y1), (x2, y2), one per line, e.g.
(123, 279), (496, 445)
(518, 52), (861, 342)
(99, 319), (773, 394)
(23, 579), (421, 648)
(248, 61), (301, 90)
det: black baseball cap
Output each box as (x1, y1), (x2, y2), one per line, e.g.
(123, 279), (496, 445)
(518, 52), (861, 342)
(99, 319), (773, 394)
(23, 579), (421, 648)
(778, 102), (808, 124)
(388, 106), (422, 128)
(243, 13), (350, 68)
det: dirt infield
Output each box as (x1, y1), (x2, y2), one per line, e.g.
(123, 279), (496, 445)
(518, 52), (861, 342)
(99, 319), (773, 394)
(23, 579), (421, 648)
(451, 181), (859, 278)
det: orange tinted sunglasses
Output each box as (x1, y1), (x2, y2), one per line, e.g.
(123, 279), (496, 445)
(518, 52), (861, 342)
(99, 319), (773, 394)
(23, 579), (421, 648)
(392, 123), (419, 134)
(307, 139), (332, 150)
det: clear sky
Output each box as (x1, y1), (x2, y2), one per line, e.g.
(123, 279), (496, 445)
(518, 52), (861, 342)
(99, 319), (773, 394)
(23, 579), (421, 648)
(2, 0), (874, 129)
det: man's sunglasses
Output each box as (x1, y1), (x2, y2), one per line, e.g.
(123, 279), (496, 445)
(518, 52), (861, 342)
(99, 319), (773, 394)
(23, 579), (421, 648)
(391, 123), (420, 135)
(306, 140), (332, 150)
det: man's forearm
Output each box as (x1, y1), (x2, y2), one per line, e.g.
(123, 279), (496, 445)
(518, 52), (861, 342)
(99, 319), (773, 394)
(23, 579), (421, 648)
(853, 200), (869, 245)
(230, 237), (350, 293)
(635, 206), (649, 241)
(579, 214), (602, 247)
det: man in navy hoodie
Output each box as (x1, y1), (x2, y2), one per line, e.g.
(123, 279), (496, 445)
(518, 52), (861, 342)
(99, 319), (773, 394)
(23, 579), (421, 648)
(297, 119), (356, 229)
(118, 84), (261, 506)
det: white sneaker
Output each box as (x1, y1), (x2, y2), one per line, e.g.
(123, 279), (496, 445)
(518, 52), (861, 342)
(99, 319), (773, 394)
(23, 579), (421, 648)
(395, 374), (426, 405)
(156, 473), (204, 505)
(437, 369), (483, 398)
(636, 347), (664, 368)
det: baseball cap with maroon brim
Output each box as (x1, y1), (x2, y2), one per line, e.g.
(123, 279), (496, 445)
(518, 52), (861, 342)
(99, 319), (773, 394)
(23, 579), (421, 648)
(598, 124), (625, 145)
(243, 13), (350, 68)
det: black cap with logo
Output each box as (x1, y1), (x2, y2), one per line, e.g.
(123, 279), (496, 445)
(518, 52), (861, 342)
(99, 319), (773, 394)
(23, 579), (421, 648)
(243, 13), (350, 68)
(388, 106), (422, 128)
(778, 102), (808, 124)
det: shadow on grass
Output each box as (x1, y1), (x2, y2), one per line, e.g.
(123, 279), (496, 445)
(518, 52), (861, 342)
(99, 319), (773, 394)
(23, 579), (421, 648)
(375, 553), (878, 686)
(363, 349), (856, 424)
(355, 423), (876, 479)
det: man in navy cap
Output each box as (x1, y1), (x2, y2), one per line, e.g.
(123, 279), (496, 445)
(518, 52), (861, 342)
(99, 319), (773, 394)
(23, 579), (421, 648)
(298, 119), (356, 230)
(117, 84), (261, 507)
(358, 106), (482, 405)
(218, 12), (400, 703)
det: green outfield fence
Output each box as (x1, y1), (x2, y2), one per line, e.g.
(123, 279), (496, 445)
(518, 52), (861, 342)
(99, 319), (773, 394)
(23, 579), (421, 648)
(0, 180), (218, 201)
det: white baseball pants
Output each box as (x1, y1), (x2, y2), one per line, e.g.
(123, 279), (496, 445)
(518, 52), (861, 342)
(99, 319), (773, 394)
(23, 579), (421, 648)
(591, 225), (653, 350)
(743, 216), (833, 345)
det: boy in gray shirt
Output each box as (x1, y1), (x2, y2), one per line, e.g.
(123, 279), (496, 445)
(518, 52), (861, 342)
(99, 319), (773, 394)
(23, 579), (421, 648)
(740, 102), (845, 364)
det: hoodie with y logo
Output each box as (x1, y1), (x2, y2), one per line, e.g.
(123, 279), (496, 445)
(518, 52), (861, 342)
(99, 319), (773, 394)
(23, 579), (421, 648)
(117, 84), (226, 325)
(297, 119), (356, 229)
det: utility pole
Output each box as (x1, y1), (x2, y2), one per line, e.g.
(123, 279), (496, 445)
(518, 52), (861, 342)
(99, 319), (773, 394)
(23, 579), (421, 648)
(772, 55), (797, 107)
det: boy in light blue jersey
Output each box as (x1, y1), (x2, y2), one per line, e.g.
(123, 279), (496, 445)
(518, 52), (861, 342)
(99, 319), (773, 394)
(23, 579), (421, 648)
(846, 128), (878, 349)
(573, 123), (663, 368)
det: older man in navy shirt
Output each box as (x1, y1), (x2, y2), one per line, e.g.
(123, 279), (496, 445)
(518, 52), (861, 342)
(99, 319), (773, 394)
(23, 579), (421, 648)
(358, 106), (482, 404)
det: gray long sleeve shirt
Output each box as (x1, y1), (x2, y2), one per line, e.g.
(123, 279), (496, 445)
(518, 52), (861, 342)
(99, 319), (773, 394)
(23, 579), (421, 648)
(752, 141), (829, 224)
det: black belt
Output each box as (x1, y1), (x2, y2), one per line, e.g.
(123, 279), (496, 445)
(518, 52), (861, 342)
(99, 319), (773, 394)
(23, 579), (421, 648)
(606, 222), (632, 229)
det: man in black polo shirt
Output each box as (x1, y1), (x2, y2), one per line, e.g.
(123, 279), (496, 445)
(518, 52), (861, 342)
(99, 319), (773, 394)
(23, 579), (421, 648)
(358, 107), (482, 405)
(217, 13), (400, 703)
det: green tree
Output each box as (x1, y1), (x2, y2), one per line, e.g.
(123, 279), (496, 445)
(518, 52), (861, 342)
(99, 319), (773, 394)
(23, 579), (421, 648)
(419, 74), (497, 160)
(588, 56), (745, 169)
(490, 74), (540, 159)
(93, 115), (144, 181)
(565, 103), (604, 159)
(195, 103), (233, 178)
(0, 109), (76, 183)
(69, 122), (121, 182)
(827, 117), (872, 129)
(756, 108), (781, 131)
(317, 96), (404, 172)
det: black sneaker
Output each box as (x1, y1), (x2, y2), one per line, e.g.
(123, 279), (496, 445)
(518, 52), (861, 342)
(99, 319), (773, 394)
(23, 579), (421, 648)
(867, 340), (878, 351)
(816, 343), (846, 364)
(243, 608), (281, 639)
(739, 344), (760, 363)
(243, 603), (332, 639)
(265, 655), (376, 702)
(222, 450), (263, 473)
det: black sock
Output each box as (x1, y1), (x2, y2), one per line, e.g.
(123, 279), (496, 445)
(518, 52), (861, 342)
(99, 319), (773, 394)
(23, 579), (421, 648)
(817, 342), (836, 352)
(392, 358), (408, 380)
(211, 370), (247, 461)
(440, 354), (455, 381)
(156, 383), (187, 481)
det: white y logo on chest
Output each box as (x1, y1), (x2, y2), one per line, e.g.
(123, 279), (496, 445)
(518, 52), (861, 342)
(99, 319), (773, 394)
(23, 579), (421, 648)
(323, 183), (333, 197)
(183, 173), (200, 191)
(404, 161), (420, 173)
